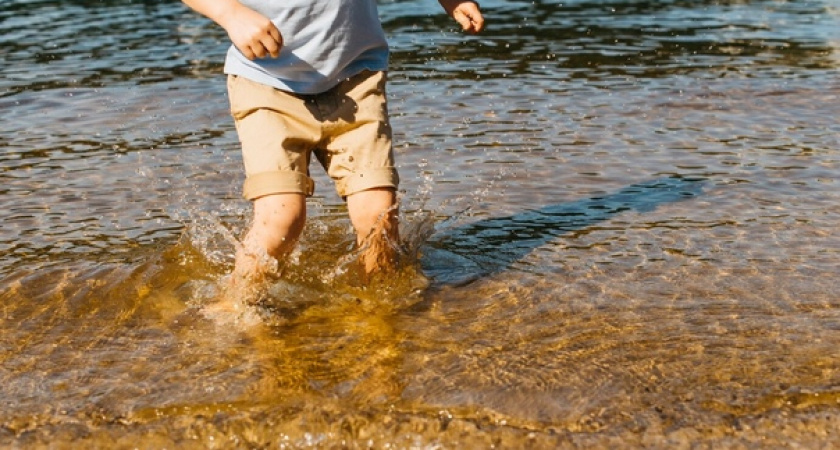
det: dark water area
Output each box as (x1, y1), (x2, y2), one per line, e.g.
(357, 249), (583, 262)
(2, 0), (839, 447)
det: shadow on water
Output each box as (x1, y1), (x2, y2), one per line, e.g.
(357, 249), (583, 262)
(421, 176), (706, 286)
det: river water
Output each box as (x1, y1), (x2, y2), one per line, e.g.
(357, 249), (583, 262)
(2, 0), (839, 447)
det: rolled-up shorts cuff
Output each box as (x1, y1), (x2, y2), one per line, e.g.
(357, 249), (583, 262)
(336, 167), (400, 198)
(243, 171), (315, 200)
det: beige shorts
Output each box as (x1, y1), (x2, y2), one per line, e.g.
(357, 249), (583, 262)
(227, 70), (399, 200)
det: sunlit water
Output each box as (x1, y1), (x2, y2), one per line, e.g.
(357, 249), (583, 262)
(2, 0), (839, 447)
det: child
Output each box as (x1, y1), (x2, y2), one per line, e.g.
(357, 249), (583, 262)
(181, 0), (484, 302)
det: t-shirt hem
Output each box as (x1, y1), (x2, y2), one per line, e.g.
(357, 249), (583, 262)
(224, 58), (389, 95)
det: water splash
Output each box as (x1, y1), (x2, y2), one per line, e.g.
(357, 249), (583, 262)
(167, 190), (440, 324)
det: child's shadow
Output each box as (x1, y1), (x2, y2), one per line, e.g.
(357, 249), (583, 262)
(420, 176), (706, 286)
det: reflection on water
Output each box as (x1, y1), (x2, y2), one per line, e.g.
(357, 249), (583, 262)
(2, 0), (840, 447)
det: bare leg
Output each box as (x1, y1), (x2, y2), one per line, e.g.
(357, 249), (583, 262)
(233, 193), (307, 283)
(206, 193), (305, 323)
(346, 188), (399, 276)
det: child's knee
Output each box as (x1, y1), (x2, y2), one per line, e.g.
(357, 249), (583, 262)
(253, 194), (307, 227)
(260, 208), (305, 230)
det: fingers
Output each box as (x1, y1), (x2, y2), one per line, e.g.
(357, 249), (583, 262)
(454, 13), (472, 32)
(221, 5), (283, 60)
(453, 3), (484, 33)
(256, 24), (283, 58)
(242, 23), (282, 59)
(264, 25), (283, 58)
(240, 34), (282, 60)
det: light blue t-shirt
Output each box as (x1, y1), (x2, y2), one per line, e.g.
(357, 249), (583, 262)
(224, 0), (389, 94)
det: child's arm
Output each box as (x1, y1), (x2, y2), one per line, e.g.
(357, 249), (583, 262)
(181, 0), (282, 60)
(438, 0), (485, 33)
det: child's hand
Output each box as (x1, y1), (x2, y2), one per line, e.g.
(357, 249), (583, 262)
(218, 3), (283, 60)
(440, 0), (485, 34)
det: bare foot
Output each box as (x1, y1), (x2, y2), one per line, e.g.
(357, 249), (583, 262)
(201, 274), (265, 327)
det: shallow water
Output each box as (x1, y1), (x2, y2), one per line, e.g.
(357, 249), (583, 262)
(2, 0), (839, 447)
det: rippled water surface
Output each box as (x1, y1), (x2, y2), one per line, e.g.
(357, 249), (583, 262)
(2, 0), (839, 447)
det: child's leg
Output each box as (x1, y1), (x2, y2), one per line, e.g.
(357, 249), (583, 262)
(233, 193), (307, 282)
(347, 187), (399, 275)
(208, 193), (305, 318)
